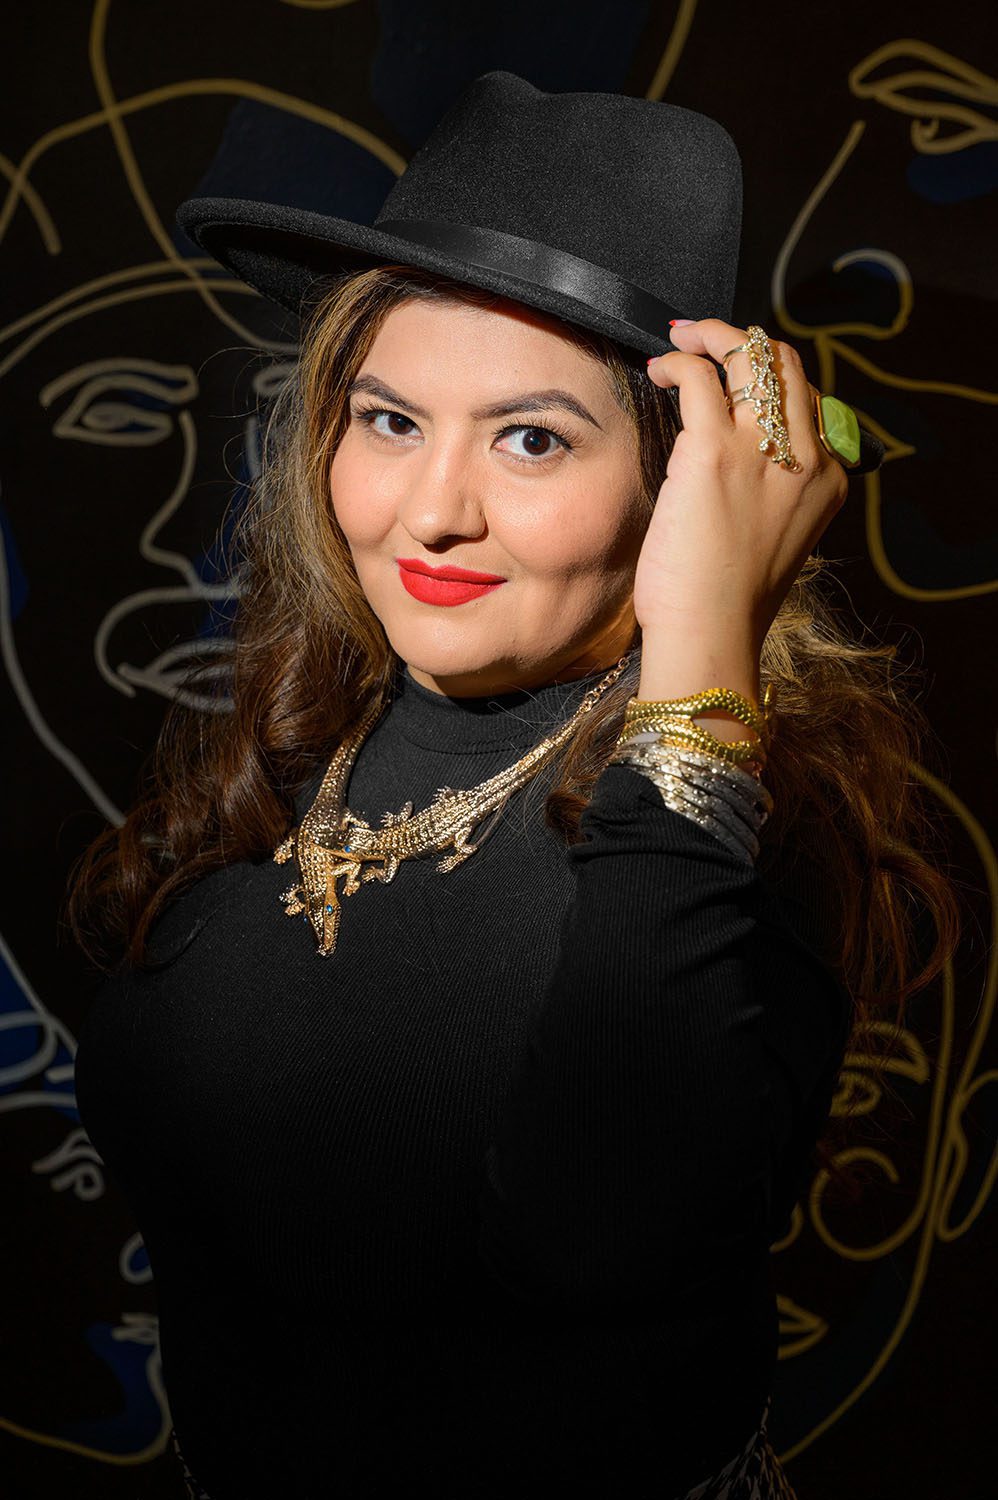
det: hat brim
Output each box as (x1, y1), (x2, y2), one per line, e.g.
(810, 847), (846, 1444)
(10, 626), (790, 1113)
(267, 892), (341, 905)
(175, 195), (886, 475)
(175, 194), (672, 358)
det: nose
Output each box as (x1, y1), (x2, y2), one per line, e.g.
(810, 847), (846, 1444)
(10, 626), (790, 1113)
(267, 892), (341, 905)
(394, 430), (488, 546)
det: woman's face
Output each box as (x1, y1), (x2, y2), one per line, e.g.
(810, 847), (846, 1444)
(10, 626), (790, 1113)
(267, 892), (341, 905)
(329, 295), (649, 696)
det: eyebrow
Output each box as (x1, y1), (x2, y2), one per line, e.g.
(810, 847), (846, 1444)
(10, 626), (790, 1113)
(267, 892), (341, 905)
(345, 374), (603, 430)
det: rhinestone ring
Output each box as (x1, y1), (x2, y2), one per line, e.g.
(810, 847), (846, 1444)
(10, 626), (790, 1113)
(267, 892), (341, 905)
(720, 325), (800, 472)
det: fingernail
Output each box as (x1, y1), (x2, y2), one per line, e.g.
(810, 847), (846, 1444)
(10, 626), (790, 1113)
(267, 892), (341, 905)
(669, 318), (695, 327)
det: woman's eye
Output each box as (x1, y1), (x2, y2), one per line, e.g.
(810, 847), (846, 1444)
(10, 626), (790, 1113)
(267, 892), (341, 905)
(359, 408), (417, 439)
(495, 425), (568, 461)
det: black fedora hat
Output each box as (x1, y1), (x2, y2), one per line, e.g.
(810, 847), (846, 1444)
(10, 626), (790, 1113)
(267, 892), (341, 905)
(176, 69), (885, 473)
(176, 70), (739, 349)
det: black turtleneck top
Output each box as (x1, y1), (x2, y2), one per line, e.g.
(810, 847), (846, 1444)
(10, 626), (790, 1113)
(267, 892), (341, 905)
(73, 664), (850, 1499)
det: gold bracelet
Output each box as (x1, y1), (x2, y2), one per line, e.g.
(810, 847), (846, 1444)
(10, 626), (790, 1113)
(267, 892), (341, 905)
(618, 685), (772, 768)
(618, 712), (768, 761)
(623, 686), (769, 736)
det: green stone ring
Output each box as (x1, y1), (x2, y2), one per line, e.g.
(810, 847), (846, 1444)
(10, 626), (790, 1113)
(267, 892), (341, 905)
(813, 394), (862, 468)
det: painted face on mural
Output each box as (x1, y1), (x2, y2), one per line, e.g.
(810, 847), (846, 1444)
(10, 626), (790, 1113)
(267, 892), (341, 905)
(0, 300), (288, 1442)
(3, 308), (290, 828)
(329, 296), (649, 699)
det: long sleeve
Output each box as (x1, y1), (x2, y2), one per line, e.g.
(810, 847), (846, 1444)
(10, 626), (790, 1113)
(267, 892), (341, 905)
(477, 762), (850, 1312)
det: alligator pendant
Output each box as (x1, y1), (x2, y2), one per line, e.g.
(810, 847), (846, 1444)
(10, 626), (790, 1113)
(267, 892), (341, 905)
(274, 801), (480, 957)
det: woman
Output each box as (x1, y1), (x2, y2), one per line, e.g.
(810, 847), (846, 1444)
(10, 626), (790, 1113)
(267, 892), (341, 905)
(69, 74), (960, 1498)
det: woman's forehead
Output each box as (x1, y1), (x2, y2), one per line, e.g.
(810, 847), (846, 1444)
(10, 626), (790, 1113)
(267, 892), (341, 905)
(367, 295), (618, 397)
(377, 292), (579, 349)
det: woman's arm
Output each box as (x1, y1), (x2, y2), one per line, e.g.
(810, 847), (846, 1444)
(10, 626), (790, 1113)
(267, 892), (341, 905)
(476, 759), (849, 1311)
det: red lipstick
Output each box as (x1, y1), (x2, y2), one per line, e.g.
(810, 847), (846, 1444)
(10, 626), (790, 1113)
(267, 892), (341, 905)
(396, 557), (507, 607)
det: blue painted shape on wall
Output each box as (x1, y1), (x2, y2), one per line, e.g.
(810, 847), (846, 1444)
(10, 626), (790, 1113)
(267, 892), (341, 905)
(1, 503), (28, 619)
(56, 1321), (163, 1455)
(906, 141), (998, 204)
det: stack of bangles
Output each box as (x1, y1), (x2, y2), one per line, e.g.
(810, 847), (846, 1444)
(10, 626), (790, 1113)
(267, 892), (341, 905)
(608, 685), (775, 864)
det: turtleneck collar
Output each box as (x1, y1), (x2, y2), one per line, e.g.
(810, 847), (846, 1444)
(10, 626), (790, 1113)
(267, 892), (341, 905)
(384, 659), (624, 754)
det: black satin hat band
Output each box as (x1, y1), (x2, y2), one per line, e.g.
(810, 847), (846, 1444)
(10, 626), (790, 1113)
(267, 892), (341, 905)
(372, 218), (688, 340)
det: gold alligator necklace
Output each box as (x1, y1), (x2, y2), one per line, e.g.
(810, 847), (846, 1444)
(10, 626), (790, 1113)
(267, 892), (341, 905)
(274, 654), (631, 957)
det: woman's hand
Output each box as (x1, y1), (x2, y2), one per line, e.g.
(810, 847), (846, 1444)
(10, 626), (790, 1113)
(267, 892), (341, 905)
(633, 319), (849, 657)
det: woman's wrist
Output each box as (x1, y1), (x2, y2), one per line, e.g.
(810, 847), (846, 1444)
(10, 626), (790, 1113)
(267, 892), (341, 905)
(636, 628), (763, 746)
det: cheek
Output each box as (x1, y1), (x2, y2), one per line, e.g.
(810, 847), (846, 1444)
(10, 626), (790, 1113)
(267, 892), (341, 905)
(328, 441), (393, 546)
(497, 485), (646, 579)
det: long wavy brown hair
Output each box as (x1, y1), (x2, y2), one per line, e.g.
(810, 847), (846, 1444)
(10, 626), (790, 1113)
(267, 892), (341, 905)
(66, 263), (964, 1199)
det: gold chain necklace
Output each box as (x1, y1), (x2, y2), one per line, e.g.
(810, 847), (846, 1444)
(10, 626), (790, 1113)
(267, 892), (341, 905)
(274, 654), (632, 956)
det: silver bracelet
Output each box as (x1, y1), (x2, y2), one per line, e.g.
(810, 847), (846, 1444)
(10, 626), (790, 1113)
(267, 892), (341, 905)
(613, 735), (772, 826)
(609, 734), (772, 864)
(633, 740), (773, 830)
(611, 748), (764, 863)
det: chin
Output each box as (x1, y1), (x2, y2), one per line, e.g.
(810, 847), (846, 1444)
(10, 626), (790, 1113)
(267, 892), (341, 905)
(401, 651), (520, 691)
(384, 616), (518, 678)
(392, 639), (538, 697)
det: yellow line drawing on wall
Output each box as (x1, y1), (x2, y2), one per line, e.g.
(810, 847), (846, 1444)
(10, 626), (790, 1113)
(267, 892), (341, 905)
(0, 8), (406, 356)
(0, 0), (407, 832)
(777, 1296), (829, 1361)
(1, 258), (221, 346)
(923, 770), (998, 1244)
(1, 275), (255, 379)
(731, 32), (998, 1464)
(771, 48), (998, 603)
(776, 761), (995, 1461)
(644, 0), (699, 101)
(0, 152), (59, 251)
(0, 81), (404, 255)
(0, 921), (172, 1459)
(41, 357), (199, 449)
(850, 38), (998, 153)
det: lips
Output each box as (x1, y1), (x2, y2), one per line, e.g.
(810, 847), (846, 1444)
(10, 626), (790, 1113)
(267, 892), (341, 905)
(397, 557), (506, 583)
(396, 557), (507, 607)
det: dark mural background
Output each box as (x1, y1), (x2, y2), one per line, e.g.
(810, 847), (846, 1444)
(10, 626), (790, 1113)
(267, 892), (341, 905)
(2, 2), (995, 1496)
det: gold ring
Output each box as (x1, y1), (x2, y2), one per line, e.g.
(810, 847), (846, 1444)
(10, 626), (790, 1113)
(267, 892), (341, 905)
(721, 325), (800, 471)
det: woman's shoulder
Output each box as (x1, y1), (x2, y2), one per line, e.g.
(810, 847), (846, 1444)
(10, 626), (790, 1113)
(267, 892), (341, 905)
(102, 858), (260, 986)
